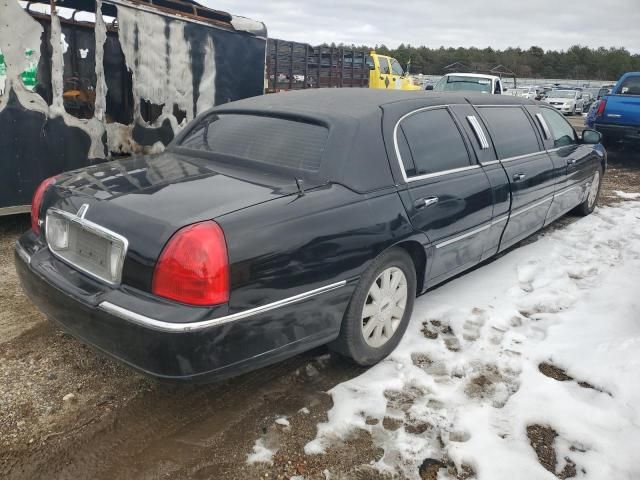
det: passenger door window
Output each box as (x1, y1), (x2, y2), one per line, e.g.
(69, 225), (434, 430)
(390, 59), (404, 76)
(397, 108), (471, 177)
(540, 107), (577, 148)
(478, 107), (540, 159)
(377, 57), (390, 75)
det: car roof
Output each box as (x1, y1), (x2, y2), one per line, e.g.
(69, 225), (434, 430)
(444, 73), (500, 80)
(180, 89), (538, 195)
(211, 88), (534, 123)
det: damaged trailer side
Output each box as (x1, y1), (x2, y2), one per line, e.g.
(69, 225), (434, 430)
(0, 0), (266, 214)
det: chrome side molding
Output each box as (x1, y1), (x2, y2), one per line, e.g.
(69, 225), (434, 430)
(98, 280), (348, 333)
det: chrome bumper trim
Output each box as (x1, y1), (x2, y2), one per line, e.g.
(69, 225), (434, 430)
(15, 242), (32, 265)
(98, 280), (348, 333)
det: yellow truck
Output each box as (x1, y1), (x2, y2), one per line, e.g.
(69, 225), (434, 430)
(266, 40), (421, 92)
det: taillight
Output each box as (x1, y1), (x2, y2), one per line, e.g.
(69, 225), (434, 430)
(596, 99), (607, 118)
(152, 221), (229, 306)
(30, 175), (57, 234)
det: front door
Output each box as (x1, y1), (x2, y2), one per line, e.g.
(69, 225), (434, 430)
(394, 107), (493, 284)
(476, 105), (556, 249)
(374, 56), (393, 90)
(534, 106), (595, 221)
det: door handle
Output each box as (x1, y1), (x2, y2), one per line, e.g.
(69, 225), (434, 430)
(513, 173), (526, 182)
(414, 196), (439, 209)
(567, 158), (577, 165)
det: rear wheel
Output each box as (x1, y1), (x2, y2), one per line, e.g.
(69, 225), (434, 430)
(574, 167), (602, 216)
(330, 248), (416, 366)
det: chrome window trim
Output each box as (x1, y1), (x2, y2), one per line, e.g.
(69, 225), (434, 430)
(98, 280), (348, 333)
(466, 115), (490, 149)
(535, 113), (552, 140)
(480, 160), (501, 166)
(402, 165), (481, 182)
(393, 105), (479, 183)
(46, 208), (129, 286)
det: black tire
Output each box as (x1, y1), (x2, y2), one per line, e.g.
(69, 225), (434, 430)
(574, 167), (603, 216)
(330, 247), (416, 366)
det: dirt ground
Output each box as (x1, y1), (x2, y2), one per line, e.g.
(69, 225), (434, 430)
(1, 140), (638, 480)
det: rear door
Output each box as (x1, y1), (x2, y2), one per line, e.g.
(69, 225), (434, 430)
(394, 107), (493, 284)
(476, 105), (555, 249)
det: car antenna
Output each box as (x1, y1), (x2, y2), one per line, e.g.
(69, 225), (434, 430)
(295, 177), (305, 196)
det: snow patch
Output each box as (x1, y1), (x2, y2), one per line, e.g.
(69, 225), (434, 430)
(247, 437), (276, 465)
(275, 417), (290, 427)
(614, 190), (640, 200)
(306, 202), (640, 479)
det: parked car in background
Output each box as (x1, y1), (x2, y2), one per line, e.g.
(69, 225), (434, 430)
(431, 73), (506, 94)
(591, 72), (640, 146)
(581, 92), (594, 111)
(597, 85), (615, 99)
(16, 90), (605, 382)
(543, 89), (584, 115)
(506, 85), (541, 100)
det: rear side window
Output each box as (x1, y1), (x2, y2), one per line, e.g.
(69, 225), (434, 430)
(619, 76), (640, 95)
(179, 114), (328, 172)
(479, 107), (540, 159)
(398, 108), (471, 177)
(540, 108), (576, 148)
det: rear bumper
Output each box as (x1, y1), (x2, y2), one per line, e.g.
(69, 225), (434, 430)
(595, 122), (640, 141)
(15, 235), (352, 382)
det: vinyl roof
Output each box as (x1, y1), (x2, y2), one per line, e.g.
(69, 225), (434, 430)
(213, 89), (536, 122)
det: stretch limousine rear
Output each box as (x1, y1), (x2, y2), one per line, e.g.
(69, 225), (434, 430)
(16, 90), (606, 382)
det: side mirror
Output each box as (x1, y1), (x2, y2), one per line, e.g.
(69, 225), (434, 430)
(581, 129), (602, 145)
(425, 84), (434, 91)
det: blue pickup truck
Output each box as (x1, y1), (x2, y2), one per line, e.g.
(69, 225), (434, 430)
(586, 72), (640, 146)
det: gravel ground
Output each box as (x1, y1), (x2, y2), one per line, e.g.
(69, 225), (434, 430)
(0, 142), (638, 480)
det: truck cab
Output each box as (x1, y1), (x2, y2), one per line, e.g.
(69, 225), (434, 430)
(432, 73), (506, 95)
(367, 51), (421, 90)
(593, 72), (640, 146)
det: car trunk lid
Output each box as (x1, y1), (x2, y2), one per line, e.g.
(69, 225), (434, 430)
(42, 152), (316, 291)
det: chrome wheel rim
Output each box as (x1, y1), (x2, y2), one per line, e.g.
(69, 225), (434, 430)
(588, 170), (600, 208)
(361, 267), (407, 348)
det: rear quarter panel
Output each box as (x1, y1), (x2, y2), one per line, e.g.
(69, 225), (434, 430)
(216, 184), (426, 317)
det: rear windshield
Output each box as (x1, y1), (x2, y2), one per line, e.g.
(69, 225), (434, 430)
(619, 77), (640, 96)
(434, 75), (492, 93)
(179, 114), (328, 172)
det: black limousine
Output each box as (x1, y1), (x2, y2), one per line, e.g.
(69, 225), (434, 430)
(16, 90), (606, 381)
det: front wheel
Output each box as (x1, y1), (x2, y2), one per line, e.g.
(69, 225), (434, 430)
(330, 248), (416, 366)
(574, 167), (602, 216)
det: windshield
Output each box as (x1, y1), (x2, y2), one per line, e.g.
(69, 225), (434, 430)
(179, 114), (328, 172)
(434, 75), (492, 93)
(549, 90), (576, 99)
(390, 58), (404, 76)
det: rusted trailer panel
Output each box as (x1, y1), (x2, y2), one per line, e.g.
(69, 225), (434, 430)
(0, 0), (266, 213)
(266, 39), (369, 93)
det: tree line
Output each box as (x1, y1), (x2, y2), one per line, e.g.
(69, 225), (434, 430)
(341, 44), (639, 81)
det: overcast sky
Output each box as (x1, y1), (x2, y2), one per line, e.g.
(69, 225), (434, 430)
(201, 0), (639, 53)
